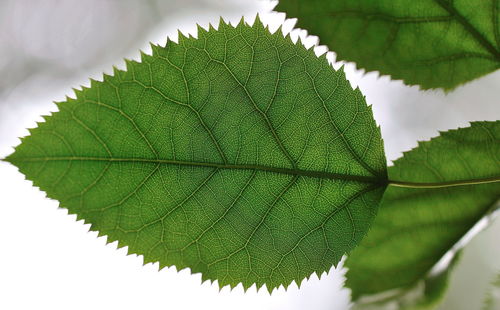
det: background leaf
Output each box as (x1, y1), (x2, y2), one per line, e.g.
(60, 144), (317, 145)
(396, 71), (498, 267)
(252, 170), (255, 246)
(5, 17), (387, 292)
(351, 252), (462, 310)
(345, 121), (500, 300)
(275, 0), (500, 90)
(482, 271), (500, 310)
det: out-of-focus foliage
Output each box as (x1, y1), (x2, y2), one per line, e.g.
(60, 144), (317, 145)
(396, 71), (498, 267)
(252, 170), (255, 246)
(346, 122), (500, 300)
(276, 0), (500, 90)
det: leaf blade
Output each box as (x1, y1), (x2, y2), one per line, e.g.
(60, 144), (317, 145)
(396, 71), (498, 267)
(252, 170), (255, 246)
(7, 18), (387, 291)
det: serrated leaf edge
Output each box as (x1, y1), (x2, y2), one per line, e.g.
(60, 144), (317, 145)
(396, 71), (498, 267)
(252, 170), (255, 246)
(3, 14), (383, 295)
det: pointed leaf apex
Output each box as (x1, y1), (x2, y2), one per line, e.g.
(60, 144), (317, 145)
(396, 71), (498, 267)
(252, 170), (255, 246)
(8, 18), (387, 296)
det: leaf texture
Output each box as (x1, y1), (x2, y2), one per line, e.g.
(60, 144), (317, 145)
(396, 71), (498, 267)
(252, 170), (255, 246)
(6, 17), (387, 292)
(345, 121), (500, 300)
(275, 0), (500, 90)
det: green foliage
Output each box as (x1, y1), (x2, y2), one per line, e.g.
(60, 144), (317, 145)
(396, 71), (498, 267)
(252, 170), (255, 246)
(352, 252), (461, 310)
(275, 0), (500, 90)
(5, 17), (388, 292)
(483, 271), (500, 310)
(413, 258), (457, 310)
(346, 121), (500, 300)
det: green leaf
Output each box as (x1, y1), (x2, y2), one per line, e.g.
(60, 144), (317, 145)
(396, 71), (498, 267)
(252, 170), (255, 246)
(5, 17), (387, 292)
(345, 121), (500, 300)
(275, 0), (500, 90)
(411, 255), (458, 310)
(352, 252), (461, 310)
(483, 271), (500, 310)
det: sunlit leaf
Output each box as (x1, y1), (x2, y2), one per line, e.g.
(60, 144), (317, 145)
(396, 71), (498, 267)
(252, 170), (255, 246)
(5, 17), (387, 292)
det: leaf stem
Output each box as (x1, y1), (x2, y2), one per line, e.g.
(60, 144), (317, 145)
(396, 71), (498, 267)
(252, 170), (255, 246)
(388, 176), (500, 189)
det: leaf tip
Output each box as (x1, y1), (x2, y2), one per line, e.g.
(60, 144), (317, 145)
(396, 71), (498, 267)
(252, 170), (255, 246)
(1, 154), (13, 164)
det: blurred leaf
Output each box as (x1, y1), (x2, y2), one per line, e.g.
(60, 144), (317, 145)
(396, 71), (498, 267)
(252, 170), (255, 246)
(275, 0), (500, 90)
(403, 252), (461, 310)
(482, 272), (500, 310)
(352, 252), (461, 310)
(5, 17), (388, 292)
(346, 121), (500, 300)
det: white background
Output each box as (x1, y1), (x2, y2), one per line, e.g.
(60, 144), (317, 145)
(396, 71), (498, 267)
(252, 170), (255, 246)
(0, 1), (499, 309)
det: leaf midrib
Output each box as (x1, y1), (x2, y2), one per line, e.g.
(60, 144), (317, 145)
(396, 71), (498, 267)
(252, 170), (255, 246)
(5, 155), (385, 184)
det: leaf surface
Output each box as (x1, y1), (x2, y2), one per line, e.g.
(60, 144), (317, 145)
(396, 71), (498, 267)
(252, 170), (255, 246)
(275, 0), (500, 90)
(345, 121), (500, 300)
(6, 18), (387, 291)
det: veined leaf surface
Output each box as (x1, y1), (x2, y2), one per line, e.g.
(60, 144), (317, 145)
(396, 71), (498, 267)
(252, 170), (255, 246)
(5, 18), (387, 291)
(276, 0), (500, 90)
(346, 121), (500, 300)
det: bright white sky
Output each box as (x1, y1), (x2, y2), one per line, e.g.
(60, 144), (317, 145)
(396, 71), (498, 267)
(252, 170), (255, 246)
(0, 1), (499, 310)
